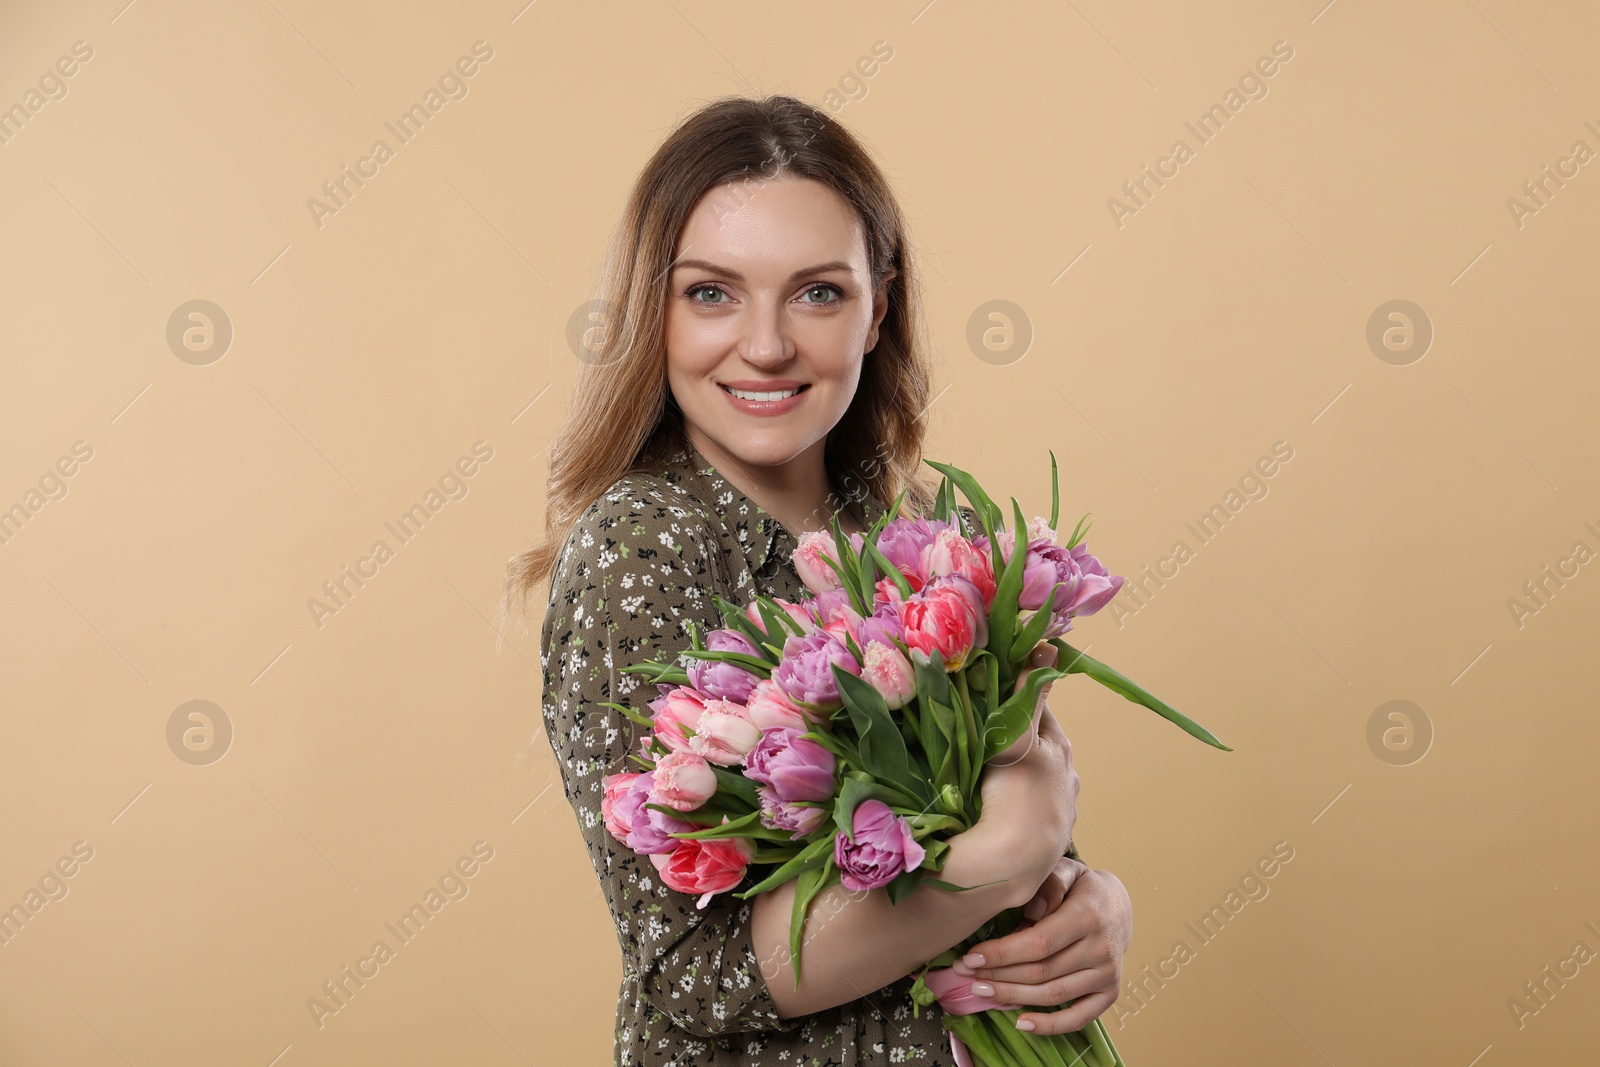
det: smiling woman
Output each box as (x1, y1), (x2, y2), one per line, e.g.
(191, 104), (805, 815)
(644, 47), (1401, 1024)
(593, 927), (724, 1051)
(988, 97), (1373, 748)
(501, 94), (1129, 1066)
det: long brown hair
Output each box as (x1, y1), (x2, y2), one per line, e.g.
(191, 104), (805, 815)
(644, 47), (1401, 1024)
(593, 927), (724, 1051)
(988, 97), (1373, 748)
(500, 94), (938, 627)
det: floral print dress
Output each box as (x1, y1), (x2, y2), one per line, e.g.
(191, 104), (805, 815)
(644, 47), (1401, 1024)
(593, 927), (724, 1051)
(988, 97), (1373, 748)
(539, 445), (1080, 1066)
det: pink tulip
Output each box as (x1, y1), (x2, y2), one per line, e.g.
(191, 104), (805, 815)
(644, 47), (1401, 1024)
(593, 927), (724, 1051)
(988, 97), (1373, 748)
(600, 771), (643, 842)
(649, 686), (710, 754)
(921, 965), (1022, 1014)
(650, 834), (755, 909)
(874, 576), (908, 608)
(898, 575), (988, 671)
(747, 597), (816, 637)
(793, 530), (845, 593)
(688, 698), (762, 765)
(651, 750), (717, 810)
(745, 679), (812, 731)
(861, 641), (915, 710)
(920, 526), (997, 610)
(807, 588), (864, 647)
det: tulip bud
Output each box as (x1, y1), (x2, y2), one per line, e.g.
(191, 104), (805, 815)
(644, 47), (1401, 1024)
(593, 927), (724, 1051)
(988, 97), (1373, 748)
(861, 641), (915, 710)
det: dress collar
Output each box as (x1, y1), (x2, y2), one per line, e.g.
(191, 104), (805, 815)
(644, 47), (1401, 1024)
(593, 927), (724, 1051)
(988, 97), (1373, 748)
(669, 445), (892, 575)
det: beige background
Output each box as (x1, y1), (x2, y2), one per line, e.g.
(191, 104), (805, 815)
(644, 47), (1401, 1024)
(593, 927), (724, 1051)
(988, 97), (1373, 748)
(2, 0), (1597, 1063)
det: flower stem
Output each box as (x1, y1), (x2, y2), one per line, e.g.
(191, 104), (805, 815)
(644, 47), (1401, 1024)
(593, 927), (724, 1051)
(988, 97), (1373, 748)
(1083, 1017), (1117, 1067)
(986, 1010), (1053, 1067)
(1060, 1029), (1093, 1066)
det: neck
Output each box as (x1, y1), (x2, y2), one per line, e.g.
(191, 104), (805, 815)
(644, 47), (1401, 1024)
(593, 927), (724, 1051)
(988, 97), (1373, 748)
(685, 426), (863, 537)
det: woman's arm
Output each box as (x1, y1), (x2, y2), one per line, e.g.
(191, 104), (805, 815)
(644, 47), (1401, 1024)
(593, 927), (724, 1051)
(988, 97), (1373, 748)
(752, 683), (1081, 1019)
(750, 816), (1030, 1018)
(543, 486), (806, 1039)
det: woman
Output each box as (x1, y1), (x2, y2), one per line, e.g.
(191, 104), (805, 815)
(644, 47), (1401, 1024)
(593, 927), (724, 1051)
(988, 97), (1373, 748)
(504, 95), (1132, 1065)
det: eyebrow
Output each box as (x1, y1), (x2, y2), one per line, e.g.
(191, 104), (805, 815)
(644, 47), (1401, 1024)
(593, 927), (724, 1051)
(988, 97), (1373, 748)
(670, 258), (855, 283)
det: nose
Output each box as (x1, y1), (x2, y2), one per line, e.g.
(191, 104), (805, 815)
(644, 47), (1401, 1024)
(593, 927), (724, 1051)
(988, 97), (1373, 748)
(739, 296), (793, 368)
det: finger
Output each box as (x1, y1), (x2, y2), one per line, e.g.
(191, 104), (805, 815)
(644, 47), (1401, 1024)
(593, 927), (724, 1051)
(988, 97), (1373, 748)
(963, 902), (1089, 974)
(971, 919), (1096, 985)
(1039, 705), (1070, 748)
(1020, 882), (1058, 923)
(1016, 988), (1117, 1037)
(1023, 861), (1081, 921)
(971, 947), (1101, 1009)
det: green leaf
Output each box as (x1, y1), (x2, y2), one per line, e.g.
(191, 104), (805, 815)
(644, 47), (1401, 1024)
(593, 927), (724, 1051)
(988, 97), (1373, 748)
(922, 459), (1003, 537)
(833, 773), (873, 841)
(983, 496), (1033, 682)
(981, 663), (1067, 763)
(714, 595), (780, 662)
(710, 765), (760, 805)
(910, 646), (953, 707)
(787, 856), (835, 986)
(915, 871), (1010, 894)
(886, 485), (911, 524)
(932, 475), (952, 523)
(1006, 581), (1066, 665)
(734, 835), (833, 898)
(1052, 640), (1233, 751)
(676, 648), (774, 675)
(598, 700), (654, 730)
(618, 661), (691, 686)
(833, 666), (922, 801)
(655, 808), (794, 842)
(1049, 449), (1060, 531)
(859, 535), (913, 600)
(826, 511), (869, 617)
(1064, 511), (1093, 551)
(884, 867), (924, 905)
(802, 725), (866, 774)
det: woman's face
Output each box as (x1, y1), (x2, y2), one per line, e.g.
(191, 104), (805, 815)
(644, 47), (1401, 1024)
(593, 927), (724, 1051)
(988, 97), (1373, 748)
(664, 175), (890, 472)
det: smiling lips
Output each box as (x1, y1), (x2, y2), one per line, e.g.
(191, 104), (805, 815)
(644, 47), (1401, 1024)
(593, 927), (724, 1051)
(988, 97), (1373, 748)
(719, 380), (810, 415)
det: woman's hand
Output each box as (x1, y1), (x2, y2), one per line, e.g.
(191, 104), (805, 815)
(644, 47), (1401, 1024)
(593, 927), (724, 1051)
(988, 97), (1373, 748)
(991, 642), (1059, 767)
(963, 646), (1080, 903)
(952, 856), (1133, 1034)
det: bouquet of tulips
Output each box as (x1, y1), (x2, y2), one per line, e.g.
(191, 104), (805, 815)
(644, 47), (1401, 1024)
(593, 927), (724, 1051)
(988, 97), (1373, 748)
(597, 456), (1229, 1067)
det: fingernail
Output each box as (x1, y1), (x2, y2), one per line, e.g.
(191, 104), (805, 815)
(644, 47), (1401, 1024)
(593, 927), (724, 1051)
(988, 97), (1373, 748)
(1016, 1017), (1036, 1031)
(951, 960), (974, 976)
(971, 982), (995, 997)
(962, 952), (986, 968)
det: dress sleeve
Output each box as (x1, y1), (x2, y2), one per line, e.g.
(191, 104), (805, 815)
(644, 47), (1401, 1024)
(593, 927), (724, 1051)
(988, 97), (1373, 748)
(541, 483), (803, 1040)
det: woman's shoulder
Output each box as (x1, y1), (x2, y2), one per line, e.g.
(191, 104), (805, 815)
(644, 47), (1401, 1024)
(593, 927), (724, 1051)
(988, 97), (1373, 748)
(550, 468), (725, 588)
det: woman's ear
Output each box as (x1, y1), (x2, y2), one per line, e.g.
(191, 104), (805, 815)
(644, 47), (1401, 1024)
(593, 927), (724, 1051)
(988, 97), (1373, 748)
(865, 269), (896, 354)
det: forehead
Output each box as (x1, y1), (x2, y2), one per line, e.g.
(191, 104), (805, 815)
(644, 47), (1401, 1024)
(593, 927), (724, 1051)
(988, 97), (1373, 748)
(674, 176), (868, 271)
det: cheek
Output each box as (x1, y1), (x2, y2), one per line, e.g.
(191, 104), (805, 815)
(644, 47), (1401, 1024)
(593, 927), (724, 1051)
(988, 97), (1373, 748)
(664, 308), (725, 375)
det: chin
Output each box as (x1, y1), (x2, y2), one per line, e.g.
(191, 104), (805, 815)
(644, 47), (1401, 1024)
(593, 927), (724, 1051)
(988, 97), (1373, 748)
(701, 429), (820, 469)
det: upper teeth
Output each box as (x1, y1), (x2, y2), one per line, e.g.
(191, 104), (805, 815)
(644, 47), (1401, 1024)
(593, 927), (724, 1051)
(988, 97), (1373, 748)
(728, 386), (799, 401)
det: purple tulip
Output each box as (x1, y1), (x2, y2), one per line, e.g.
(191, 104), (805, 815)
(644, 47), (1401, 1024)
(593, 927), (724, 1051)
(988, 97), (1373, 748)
(773, 631), (861, 712)
(744, 726), (836, 802)
(995, 537), (1125, 638)
(757, 784), (828, 837)
(855, 604), (905, 649)
(805, 588), (857, 628)
(875, 517), (955, 588)
(834, 799), (926, 892)
(615, 772), (696, 855)
(687, 629), (762, 703)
